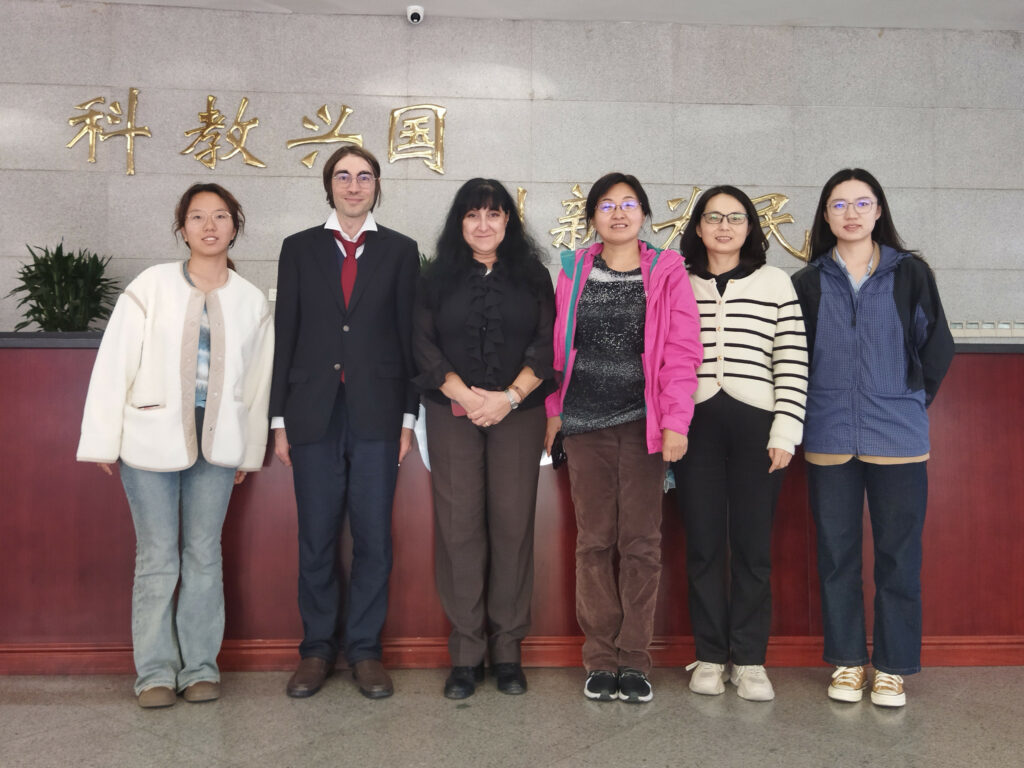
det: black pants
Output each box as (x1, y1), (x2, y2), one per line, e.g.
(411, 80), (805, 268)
(672, 392), (783, 665)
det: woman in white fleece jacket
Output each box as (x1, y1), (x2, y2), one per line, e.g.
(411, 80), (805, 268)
(672, 185), (807, 702)
(77, 183), (273, 708)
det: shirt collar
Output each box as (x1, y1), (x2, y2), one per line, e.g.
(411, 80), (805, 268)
(832, 242), (880, 277)
(325, 210), (378, 241)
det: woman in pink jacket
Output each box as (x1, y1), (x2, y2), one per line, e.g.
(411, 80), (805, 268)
(544, 172), (702, 703)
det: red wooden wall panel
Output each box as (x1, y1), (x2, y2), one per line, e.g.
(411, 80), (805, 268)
(1, 348), (1022, 671)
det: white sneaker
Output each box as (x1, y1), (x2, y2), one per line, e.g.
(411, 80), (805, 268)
(685, 661), (727, 695)
(828, 665), (868, 702)
(730, 664), (775, 701)
(871, 671), (906, 707)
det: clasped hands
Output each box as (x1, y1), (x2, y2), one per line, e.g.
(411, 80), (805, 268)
(460, 386), (516, 428)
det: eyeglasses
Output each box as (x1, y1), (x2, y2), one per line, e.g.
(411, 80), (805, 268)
(186, 211), (233, 225)
(332, 171), (377, 187)
(595, 200), (641, 214)
(827, 198), (876, 216)
(701, 211), (749, 225)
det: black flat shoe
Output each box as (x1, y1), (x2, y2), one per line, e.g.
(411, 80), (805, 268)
(493, 662), (527, 695)
(444, 663), (485, 699)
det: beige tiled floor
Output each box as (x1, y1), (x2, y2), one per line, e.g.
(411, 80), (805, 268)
(2, 667), (1022, 767)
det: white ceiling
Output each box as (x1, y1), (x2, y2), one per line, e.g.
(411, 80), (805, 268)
(91, 0), (1024, 31)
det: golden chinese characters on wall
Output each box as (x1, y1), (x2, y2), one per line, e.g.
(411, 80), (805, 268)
(66, 88), (151, 176)
(64, 89), (810, 262)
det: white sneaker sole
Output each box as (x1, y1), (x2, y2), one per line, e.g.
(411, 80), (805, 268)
(618, 689), (653, 703)
(828, 684), (865, 703)
(871, 690), (906, 707)
(735, 684), (775, 702)
(689, 677), (726, 696)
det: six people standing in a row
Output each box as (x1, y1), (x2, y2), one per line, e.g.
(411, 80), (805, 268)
(77, 154), (952, 710)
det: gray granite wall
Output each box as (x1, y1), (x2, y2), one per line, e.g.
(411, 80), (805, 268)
(2, 1), (1022, 337)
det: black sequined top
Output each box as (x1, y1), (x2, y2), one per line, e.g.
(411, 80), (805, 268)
(561, 256), (647, 435)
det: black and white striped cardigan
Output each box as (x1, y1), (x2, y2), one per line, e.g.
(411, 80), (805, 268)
(689, 264), (809, 454)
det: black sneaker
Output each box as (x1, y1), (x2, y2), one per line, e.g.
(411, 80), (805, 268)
(617, 667), (653, 703)
(584, 670), (618, 701)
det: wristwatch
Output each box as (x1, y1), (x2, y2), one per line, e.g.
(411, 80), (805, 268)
(505, 389), (520, 410)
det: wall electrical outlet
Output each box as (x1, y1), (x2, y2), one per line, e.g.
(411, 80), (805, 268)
(268, 288), (277, 302)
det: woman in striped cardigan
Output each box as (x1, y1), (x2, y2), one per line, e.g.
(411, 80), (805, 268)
(673, 185), (808, 701)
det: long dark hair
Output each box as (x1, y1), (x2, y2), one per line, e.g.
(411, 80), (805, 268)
(679, 185), (767, 274)
(423, 178), (546, 305)
(173, 182), (243, 270)
(810, 168), (917, 258)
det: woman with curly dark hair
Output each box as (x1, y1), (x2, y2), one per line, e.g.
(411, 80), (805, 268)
(413, 178), (554, 699)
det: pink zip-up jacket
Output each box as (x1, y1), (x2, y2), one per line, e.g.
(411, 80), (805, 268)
(545, 240), (703, 454)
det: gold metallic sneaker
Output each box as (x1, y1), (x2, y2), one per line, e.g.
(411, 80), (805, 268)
(828, 665), (868, 702)
(871, 671), (906, 707)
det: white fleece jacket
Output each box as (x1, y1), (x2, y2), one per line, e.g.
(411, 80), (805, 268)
(77, 262), (274, 471)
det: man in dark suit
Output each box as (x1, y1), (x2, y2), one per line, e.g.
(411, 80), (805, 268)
(270, 145), (419, 699)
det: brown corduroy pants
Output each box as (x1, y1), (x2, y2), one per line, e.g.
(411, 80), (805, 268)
(564, 419), (665, 675)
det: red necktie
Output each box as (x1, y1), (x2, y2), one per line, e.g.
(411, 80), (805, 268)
(333, 230), (365, 307)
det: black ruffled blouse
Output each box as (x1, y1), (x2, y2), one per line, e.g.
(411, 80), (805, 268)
(413, 260), (555, 409)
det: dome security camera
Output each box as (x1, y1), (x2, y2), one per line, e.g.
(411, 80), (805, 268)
(407, 5), (424, 24)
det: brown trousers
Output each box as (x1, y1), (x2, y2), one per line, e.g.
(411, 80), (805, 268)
(424, 398), (546, 666)
(564, 419), (665, 674)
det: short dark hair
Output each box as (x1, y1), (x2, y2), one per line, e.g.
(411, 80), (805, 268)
(321, 145), (382, 210)
(423, 178), (546, 306)
(173, 183), (244, 269)
(809, 168), (914, 257)
(680, 185), (767, 274)
(585, 172), (652, 225)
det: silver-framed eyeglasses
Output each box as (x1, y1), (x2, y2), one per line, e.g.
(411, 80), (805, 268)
(827, 197), (876, 216)
(596, 200), (641, 214)
(701, 211), (749, 225)
(333, 171), (377, 187)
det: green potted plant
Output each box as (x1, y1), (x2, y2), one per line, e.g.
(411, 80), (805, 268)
(7, 242), (119, 331)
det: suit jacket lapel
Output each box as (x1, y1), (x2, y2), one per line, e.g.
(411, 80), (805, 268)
(345, 230), (383, 316)
(312, 229), (346, 315)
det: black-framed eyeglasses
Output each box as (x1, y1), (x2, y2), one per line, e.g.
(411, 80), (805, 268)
(701, 211), (749, 225)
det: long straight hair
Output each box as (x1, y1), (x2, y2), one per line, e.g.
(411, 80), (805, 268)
(809, 168), (917, 258)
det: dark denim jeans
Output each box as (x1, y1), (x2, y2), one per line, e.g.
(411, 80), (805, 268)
(807, 459), (927, 675)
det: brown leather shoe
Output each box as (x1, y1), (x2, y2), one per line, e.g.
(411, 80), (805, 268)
(286, 657), (333, 698)
(182, 681), (220, 702)
(352, 659), (393, 699)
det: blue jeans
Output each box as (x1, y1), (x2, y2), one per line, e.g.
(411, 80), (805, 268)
(807, 459), (927, 675)
(119, 412), (236, 694)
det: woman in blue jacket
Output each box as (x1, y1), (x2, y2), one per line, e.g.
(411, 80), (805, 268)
(792, 169), (953, 708)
